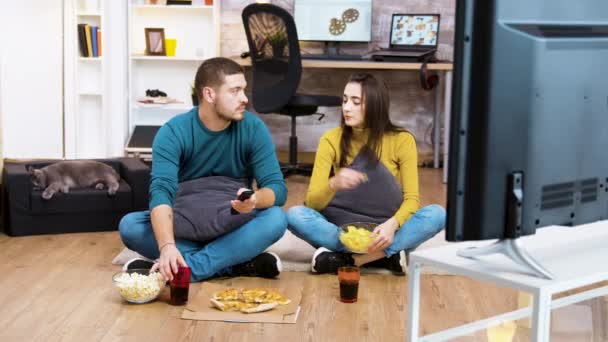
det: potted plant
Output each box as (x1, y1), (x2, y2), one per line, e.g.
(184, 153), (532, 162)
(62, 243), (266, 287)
(267, 31), (288, 57)
(191, 84), (199, 106)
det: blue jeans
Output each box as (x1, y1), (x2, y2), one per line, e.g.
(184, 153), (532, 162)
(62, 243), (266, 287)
(118, 206), (287, 282)
(286, 204), (446, 257)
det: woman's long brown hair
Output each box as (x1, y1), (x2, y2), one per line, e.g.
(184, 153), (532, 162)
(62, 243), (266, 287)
(339, 73), (402, 168)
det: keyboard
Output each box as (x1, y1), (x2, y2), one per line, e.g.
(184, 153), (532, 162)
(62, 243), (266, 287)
(301, 54), (363, 61)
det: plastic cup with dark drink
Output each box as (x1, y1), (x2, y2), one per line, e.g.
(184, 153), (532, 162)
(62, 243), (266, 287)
(170, 265), (191, 306)
(338, 266), (360, 303)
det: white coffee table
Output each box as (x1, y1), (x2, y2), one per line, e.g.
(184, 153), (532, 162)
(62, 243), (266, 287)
(406, 221), (608, 342)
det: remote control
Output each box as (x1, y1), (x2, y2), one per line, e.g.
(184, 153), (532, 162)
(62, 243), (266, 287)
(231, 190), (255, 215)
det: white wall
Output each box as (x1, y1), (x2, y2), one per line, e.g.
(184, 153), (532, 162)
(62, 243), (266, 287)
(0, 0), (64, 159)
(104, 0), (129, 157)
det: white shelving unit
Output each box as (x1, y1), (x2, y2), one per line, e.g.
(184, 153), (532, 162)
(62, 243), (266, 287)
(64, 0), (129, 159)
(130, 4), (213, 10)
(75, 11), (102, 16)
(127, 0), (221, 151)
(64, 0), (105, 158)
(130, 55), (208, 61)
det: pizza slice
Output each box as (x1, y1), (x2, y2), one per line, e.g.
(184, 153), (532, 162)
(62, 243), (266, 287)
(210, 298), (278, 313)
(240, 302), (278, 314)
(212, 288), (239, 301)
(241, 288), (268, 303)
(210, 298), (258, 311)
(255, 290), (291, 305)
(210, 287), (291, 313)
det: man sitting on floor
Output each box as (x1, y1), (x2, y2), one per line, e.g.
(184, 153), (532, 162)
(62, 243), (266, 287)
(119, 57), (288, 282)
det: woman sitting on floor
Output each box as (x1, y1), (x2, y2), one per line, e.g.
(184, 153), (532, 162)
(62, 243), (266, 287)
(286, 72), (446, 275)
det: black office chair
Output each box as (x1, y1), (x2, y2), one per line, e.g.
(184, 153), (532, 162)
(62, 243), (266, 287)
(242, 3), (342, 177)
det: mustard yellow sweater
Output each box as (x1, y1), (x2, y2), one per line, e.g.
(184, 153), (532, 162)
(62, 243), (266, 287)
(306, 127), (420, 226)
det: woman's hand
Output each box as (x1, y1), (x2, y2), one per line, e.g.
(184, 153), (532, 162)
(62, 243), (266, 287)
(368, 218), (400, 253)
(231, 188), (257, 214)
(329, 168), (367, 191)
(151, 243), (187, 282)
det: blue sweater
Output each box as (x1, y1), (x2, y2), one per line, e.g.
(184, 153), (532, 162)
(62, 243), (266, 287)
(149, 108), (287, 209)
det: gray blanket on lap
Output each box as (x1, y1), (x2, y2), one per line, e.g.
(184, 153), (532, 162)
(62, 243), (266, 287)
(173, 176), (255, 242)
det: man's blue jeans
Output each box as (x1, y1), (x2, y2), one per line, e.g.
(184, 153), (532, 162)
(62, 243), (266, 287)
(286, 205), (446, 257)
(119, 207), (287, 282)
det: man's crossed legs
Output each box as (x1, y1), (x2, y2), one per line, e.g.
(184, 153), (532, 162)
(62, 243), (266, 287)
(119, 206), (287, 282)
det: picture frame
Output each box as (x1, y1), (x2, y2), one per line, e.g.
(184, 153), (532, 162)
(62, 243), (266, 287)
(145, 28), (166, 56)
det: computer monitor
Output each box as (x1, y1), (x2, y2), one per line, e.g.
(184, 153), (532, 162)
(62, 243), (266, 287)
(390, 14), (440, 49)
(294, 0), (372, 56)
(447, 0), (608, 278)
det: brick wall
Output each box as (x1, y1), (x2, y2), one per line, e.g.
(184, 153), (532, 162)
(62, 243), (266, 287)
(220, 0), (455, 154)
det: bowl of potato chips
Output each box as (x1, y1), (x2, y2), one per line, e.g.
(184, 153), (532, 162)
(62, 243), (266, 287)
(339, 222), (378, 254)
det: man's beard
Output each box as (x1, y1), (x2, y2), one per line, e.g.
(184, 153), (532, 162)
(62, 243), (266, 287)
(215, 103), (245, 122)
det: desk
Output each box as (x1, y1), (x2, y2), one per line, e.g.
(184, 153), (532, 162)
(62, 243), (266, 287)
(234, 58), (453, 171)
(406, 222), (608, 341)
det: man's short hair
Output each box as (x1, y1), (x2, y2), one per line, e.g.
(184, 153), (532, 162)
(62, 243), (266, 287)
(194, 57), (244, 100)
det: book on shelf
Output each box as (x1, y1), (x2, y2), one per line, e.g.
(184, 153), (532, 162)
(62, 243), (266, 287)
(77, 24), (102, 58)
(91, 26), (98, 57)
(77, 24), (88, 57)
(97, 28), (102, 56)
(85, 25), (93, 57)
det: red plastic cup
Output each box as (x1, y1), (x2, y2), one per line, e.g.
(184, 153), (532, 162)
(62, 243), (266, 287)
(170, 266), (191, 305)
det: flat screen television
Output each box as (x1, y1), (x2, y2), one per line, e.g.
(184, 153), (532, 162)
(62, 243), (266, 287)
(446, 0), (608, 277)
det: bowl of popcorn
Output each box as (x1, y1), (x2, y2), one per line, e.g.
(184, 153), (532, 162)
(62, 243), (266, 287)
(339, 222), (378, 254)
(112, 269), (165, 304)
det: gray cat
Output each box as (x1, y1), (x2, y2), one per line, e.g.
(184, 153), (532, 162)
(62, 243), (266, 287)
(28, 161), (120, 200)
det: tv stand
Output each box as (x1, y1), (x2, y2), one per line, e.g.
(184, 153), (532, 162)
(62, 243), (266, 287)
(457, 239), (554, 279)
(457, 171), (554, 279)
(407, 221), (608, 341)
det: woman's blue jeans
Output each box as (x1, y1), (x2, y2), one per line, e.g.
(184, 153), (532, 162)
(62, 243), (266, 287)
(287, 205), (446, 257)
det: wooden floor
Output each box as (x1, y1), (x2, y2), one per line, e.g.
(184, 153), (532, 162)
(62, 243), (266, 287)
(0, 168), (601, 341)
